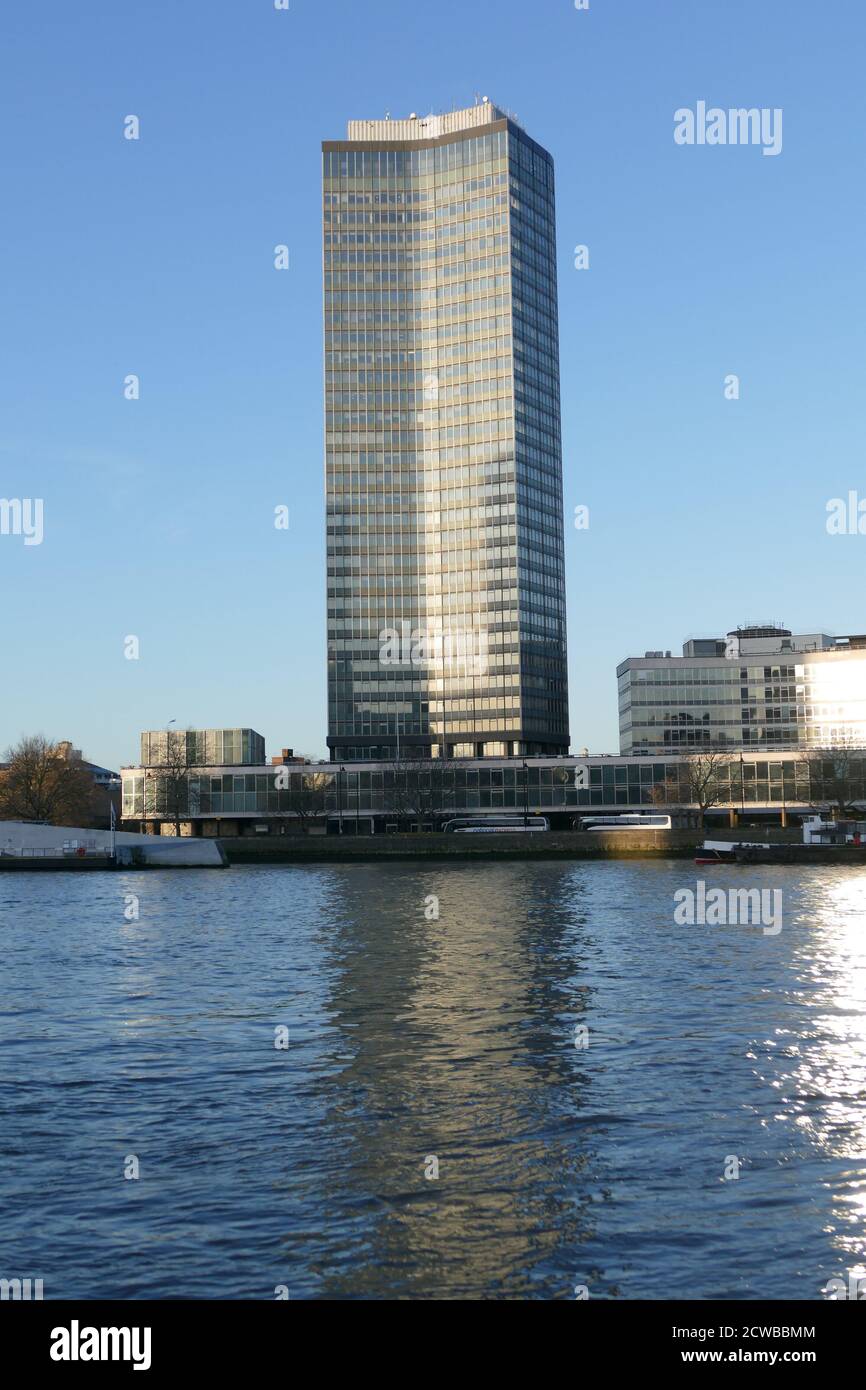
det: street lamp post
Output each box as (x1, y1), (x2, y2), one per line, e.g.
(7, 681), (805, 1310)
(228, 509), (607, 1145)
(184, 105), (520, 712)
(522, 759), (529, 828)
(338, 764), (345, 834)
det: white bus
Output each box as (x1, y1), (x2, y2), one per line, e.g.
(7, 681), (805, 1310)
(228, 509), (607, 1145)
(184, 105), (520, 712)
(576, 813), (673, 832)
(444, 816), (550, 834)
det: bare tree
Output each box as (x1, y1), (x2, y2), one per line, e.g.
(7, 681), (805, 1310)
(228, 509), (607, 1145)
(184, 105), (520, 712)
(678, 751), (735, 823)
(385, 752), (457, 828)
(797, 748), (866, 819)
(282, 768), (333, 833)
(0, 735), (94, 824)
(383, 757), (412, 829)
(145, 729), (195, 836)
(648, 778), (682, 810)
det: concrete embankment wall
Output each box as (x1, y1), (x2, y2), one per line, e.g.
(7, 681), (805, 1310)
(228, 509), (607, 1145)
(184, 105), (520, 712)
(219, 830), (702, 863)
(705, 826), (803, 844)
(0, 856), (116, 872)
(115, 840), (228, 868)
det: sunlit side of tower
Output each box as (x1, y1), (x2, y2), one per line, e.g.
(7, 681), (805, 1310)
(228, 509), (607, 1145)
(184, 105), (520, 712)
(323, 100), (569, 760)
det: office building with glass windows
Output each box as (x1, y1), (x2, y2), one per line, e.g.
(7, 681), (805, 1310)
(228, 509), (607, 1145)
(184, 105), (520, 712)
(139, 728), (265, 767)
(323, 100), (569, 761)
(618, 624), (866, 754)
(121, 741), (866, 837)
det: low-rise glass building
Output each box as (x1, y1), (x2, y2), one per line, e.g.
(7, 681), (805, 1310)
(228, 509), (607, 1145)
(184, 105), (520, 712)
(139, 729), (265, 767)
(121, 741), (866, 836)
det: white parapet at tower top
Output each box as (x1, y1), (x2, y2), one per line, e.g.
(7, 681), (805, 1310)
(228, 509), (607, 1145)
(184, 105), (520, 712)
(346, 98), (513, 143)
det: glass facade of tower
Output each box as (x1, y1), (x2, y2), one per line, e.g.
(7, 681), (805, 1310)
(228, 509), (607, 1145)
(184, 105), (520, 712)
(323, 105), (569, 761)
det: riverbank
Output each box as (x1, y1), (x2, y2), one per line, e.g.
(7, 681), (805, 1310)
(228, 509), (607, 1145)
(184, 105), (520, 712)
(0, 856), (117, 871)
(218, 827), (866, 865)
(219, 830), (703, 862)
(5, 827), (862, 869)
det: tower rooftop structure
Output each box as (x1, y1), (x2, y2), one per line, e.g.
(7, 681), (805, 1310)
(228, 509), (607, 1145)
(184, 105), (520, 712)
(345, 100), (513, 143)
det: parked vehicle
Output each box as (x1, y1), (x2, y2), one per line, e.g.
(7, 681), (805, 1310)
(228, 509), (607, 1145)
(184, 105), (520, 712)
(443, 816), (550, 834)
(576, 813), (673, 831)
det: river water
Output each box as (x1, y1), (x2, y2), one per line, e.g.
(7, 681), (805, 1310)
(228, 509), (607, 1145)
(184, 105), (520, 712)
(1, 860), (865, 1300)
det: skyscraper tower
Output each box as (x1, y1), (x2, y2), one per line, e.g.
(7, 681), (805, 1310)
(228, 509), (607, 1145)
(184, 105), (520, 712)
(323, 100), (569, 761)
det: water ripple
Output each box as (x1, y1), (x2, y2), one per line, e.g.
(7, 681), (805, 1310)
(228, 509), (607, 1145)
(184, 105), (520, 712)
(1, 860), (866, 1298)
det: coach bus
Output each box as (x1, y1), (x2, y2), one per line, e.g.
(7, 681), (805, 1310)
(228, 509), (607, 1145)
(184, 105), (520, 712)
(575, 813), (673, 832)
(443, 816), (550, 834)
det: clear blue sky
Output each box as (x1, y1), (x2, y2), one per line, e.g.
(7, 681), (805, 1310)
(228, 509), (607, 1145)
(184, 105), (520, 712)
(1, 0), (864, 769)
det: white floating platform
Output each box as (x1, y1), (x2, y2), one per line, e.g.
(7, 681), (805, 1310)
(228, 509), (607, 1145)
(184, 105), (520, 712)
(0, 822), (227, 868)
